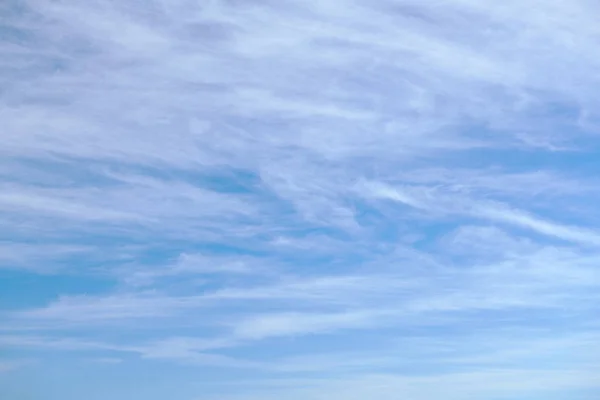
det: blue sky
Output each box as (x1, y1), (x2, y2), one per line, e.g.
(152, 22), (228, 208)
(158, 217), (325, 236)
(1, 0), (600, 399)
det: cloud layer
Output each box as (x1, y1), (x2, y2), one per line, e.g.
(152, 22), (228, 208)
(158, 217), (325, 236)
(2, 1), (600, 399)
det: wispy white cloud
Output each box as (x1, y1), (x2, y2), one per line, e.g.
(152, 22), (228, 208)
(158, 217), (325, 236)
(89, 357), (123, 364)
(207, 368), (600, 400)
(364, 180), (600, 246)
(230, 309), (388, 341)
(0, 359), (33, 373)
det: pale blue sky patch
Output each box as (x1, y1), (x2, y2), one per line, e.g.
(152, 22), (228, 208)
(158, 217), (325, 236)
(2, 0), (600, 399)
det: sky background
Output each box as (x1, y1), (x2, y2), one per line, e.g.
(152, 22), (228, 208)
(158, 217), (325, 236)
(1, 0), (600, 399)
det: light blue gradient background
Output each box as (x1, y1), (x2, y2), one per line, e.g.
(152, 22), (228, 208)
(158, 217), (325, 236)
(1, 1), (599, 399)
